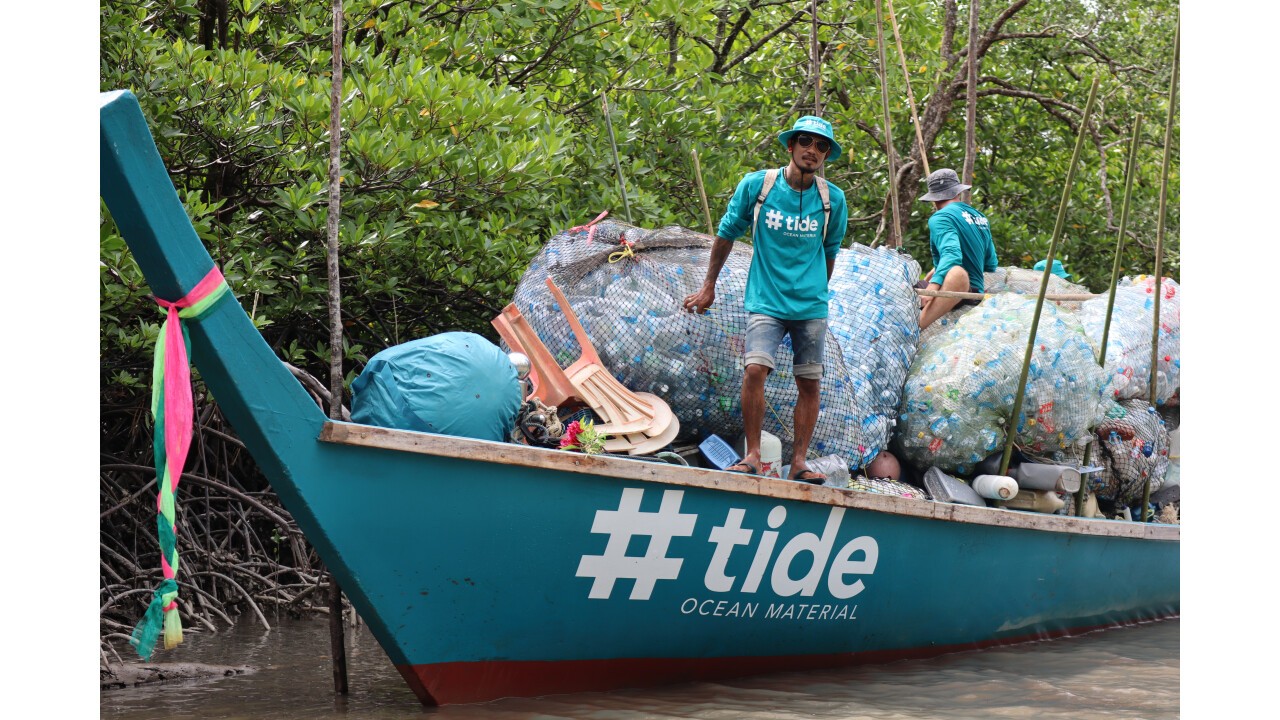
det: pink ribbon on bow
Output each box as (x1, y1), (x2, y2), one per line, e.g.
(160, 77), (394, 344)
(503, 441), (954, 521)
(152, 266), (225, 515)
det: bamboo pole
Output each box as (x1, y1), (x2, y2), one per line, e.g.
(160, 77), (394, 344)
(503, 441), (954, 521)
(874, 0), (902, 247)
(1140, 21), (1179, 522)
(1079, 115), (1142, 517)
(601, 92), (633, 223)
(691, 148), (714, 236)
(919, 288), (1097, 302)
(811, 0), (821, 116)
(962, 0), (980, 201)
(325, 0), (349, 695)
(1099, 116), (1144, 364)
(887, 0), (929, 177)
(998, 77), (1099, 476)
(1073, 443), (1093, 517)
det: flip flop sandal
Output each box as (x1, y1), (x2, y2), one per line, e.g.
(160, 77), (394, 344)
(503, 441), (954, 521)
(790, 470), (827, 485)
(725, 462), (760, 475)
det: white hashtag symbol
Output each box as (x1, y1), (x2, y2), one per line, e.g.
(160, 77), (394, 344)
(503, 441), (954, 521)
(765, 208), (783, 230)
(576, 488), (698, 600)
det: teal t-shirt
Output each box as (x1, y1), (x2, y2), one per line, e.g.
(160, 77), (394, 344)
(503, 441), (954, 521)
(927, 201), (998, 293)
(716, 168), (848, 320)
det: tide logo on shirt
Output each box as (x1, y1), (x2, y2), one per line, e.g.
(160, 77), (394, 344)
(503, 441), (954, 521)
(764, 208), (818, 234)
(961, 211), (989, 227)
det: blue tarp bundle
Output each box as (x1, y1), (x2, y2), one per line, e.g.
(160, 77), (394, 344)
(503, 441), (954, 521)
(351, 332), (521, 442)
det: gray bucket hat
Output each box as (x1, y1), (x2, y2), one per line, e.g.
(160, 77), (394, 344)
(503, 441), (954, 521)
(919, 168), (971, 202)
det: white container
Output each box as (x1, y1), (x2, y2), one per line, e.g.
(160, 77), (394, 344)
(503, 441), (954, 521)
(972, 474), (1019, 500)
(1001, 489), (1065, 513)
(1013, 463), (1081, 493)
(1163, 428), (1180, 489)
(734, 431), (782, 479)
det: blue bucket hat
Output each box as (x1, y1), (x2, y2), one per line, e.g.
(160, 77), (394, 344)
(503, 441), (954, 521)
(778, 115), (842, 162)
(1034, 259), (1070, 279)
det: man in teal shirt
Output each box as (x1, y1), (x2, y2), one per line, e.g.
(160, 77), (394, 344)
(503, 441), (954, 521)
(682, 116), (848, 483)
(917, 168), (999, 328)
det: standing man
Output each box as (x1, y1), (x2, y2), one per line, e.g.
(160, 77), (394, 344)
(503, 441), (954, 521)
(682, 116), (848, 484)
(917, 168), (999, 328)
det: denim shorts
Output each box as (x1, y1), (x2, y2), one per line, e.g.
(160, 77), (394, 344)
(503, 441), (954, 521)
(744, 313), (826, 379)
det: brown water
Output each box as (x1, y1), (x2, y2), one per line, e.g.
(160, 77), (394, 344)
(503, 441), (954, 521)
(101, 618), (1178, 719)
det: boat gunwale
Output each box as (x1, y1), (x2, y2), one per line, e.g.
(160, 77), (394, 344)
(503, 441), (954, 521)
(319, 421), (1179, 542)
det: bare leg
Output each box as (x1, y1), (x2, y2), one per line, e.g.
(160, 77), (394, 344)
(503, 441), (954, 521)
(918, 266), (972, 329)
(789, 376), (821, 478)
(731, 363), (769, 472)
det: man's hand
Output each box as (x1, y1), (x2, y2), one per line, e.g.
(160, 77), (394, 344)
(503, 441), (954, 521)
(685, 236), (733, 314)
(918, 281), (942, 312)
(683, 284), (715, 314)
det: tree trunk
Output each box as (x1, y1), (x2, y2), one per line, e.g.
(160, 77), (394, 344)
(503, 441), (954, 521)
(327, 0), (349, 696)
(962, 0), (980, 200)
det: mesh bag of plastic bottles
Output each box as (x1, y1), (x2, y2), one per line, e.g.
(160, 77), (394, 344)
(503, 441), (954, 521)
(507, 216), (919, 468)
(826, 245), (922, 461)
(983, 266), (1091, 302)
(1078, 276), (1181, 405)
(894, 293), (1116, 475)
(1088, 398), (1171, 505)
(919, 266), (1093, 346)
(847, 475), (931, 499)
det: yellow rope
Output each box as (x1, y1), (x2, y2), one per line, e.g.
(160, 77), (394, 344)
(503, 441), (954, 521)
(607, 239), (636, 264)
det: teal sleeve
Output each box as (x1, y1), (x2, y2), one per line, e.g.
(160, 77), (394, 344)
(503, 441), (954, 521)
(930, 214), (963, 284)
(984, 233), (999, 271)
(825, 192), (847, 259)
(716, 174), (758, 241)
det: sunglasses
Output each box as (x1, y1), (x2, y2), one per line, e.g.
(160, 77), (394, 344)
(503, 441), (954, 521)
(794, 134), (831, 154)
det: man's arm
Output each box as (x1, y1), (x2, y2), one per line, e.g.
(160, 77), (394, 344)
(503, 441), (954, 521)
(822, 188), (848, 282)
(824, 188), (849, 259)
(930, 216), (963, 287)
(984, 229), (999, 272)
(683, 236), (734, 313)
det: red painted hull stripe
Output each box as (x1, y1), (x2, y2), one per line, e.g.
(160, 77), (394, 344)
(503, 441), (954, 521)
(396, 614), (1179, 705)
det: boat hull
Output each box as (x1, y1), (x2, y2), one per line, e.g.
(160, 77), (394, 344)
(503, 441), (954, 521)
(317, 424), (1177, 705)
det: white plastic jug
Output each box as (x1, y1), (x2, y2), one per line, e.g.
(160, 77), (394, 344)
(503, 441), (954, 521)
(1001, 489), (1065, 513)
(1163, 428), (1180, 489)
(972, 474), (1019, 500)
(734, 431), (783, 479)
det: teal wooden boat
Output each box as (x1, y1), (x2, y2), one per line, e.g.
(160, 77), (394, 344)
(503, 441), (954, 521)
(101, 89), (1179, 706)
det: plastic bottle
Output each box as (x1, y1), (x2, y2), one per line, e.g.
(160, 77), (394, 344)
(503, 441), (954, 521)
(972, 474), (1019, 500)
(807, 455), (852, 485)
